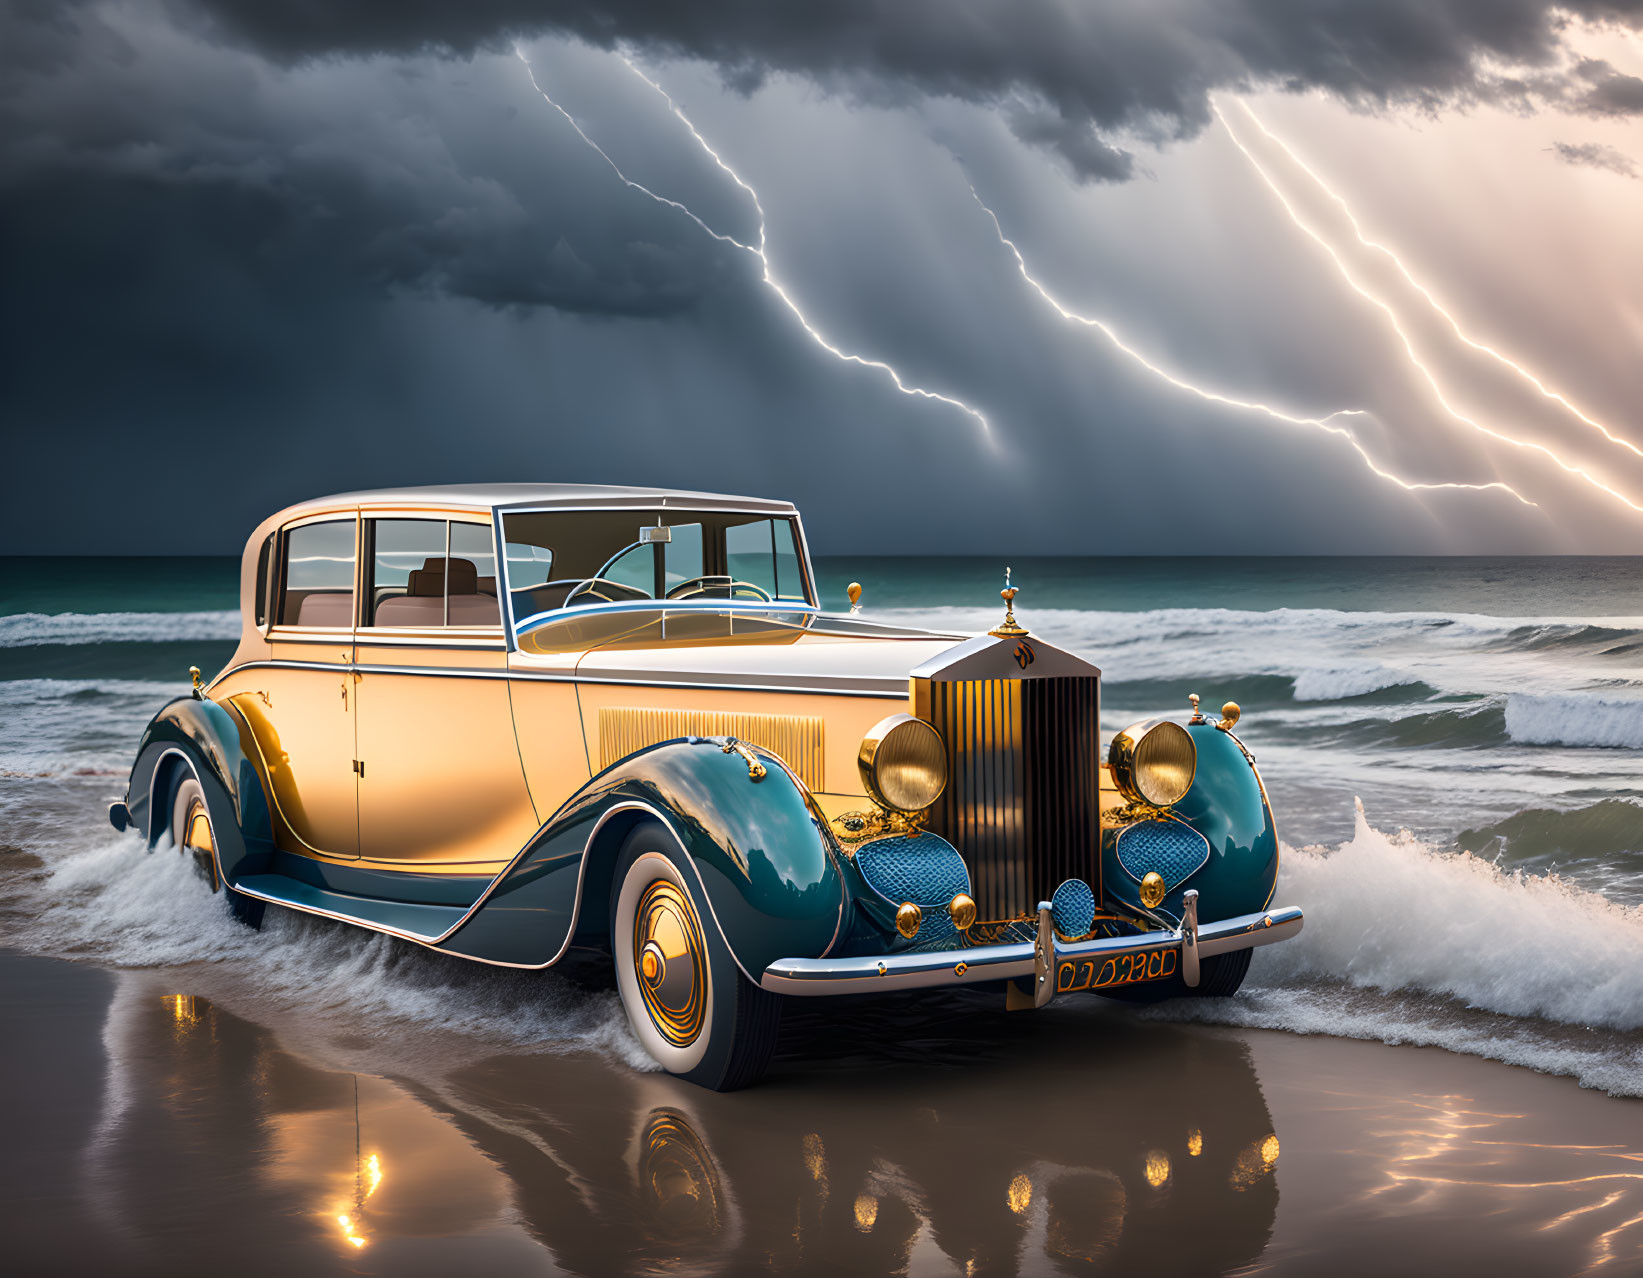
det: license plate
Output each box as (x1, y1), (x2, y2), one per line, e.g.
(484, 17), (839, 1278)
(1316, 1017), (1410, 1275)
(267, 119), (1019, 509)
(1056, 947), (1178, 993)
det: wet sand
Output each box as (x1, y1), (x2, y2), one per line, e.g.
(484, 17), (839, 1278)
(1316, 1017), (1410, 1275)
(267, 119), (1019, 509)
(3, 947), (1640, 1277)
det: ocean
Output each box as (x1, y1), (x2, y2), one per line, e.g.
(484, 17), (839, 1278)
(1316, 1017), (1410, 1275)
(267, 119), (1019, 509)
(2, 554), (1640, 1096)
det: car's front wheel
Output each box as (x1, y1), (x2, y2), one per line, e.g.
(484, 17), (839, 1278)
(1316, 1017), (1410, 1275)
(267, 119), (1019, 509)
(610, 822), (781, 1091)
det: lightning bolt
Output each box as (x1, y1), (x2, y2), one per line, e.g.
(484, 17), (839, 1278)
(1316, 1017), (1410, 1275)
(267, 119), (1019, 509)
(515, 46), (995, 443)
(1236, 100), (1643, 464)
(969, 187), (1535, 505)
(1216, 101), (1643, 518)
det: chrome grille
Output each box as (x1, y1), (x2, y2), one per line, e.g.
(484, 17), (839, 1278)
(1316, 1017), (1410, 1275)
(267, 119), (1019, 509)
(921, 675), (1101, 919)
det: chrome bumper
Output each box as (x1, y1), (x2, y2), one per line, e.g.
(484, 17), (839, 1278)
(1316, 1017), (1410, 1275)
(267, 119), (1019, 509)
(760, 895), (1303, 998)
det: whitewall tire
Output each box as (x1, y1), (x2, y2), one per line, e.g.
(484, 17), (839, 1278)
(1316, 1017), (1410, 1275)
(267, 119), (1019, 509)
(610, 822), (782, 1091)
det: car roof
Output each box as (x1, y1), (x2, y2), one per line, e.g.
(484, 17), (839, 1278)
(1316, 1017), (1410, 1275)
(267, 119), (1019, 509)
(273, 484), (799, 520)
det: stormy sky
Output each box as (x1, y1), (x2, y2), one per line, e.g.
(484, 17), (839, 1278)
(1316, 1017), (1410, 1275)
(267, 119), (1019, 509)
(3, 1), (1642, 555)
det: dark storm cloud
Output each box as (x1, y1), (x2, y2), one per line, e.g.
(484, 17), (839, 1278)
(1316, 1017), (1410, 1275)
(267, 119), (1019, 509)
(0, 1), (732, 317)
(1548, 139), (1639, 175)
(3, 0), (1639, 557)
(175, 0), (1643, 181)
(1002, 102), (1138, 185)
(1571, 58), (1643, 114)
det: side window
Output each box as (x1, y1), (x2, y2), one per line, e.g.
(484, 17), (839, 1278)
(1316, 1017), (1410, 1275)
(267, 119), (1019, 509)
(726, 519), (808, 602)
(366, 519), (502, 628)
(502, 513), (558, 624)
(277, 520), (356, 628)
(448, 522), (500, 627)
(253, 533), (273, 628)
(366, 519), (447, 626)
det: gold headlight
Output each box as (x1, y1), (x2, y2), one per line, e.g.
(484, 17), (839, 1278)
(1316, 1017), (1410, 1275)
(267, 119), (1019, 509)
(858, 713), (947, 813)
(1108, 719), (1196, 807)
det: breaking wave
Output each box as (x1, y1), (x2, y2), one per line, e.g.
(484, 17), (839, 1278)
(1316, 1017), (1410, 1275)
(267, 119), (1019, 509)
(0, 611), (240, 647)
(1155, 801), (1643, 1095)
(1505, 693), (1643, 749)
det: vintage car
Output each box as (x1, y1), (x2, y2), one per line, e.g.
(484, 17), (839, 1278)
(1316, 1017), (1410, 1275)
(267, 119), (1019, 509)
(111, 484), (1303, 1090)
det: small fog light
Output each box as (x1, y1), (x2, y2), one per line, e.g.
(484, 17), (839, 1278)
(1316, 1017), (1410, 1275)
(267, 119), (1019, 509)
(949, 893), (976, 932)
(1140, 872), (1167, 909)
(896, 901), (922, 939)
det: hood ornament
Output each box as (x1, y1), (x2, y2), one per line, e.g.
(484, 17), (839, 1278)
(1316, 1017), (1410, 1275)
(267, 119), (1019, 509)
(989, 567), (1030, 638)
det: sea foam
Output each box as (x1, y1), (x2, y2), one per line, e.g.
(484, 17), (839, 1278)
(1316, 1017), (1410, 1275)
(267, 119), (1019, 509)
(0, 611), (240, 647)
(5, 828), (655, 1070)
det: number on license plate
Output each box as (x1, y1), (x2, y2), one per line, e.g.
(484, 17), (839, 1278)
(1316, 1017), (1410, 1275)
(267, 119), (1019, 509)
(1056, 947), (1177, 993)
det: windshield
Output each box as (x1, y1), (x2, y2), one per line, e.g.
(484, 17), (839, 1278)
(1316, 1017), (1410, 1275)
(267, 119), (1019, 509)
(501, 509), (811, 627)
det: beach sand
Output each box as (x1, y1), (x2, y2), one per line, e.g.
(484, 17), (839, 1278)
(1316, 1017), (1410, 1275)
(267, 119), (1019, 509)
(4, 945), (1639, 1278)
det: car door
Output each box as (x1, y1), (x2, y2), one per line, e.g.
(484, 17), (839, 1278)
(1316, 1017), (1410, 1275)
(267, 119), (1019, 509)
(353, 514), (538, 875)
(229, 514), (361, 859)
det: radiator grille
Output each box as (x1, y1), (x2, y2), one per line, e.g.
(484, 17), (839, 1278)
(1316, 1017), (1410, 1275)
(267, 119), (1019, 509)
(598, 707), (824, 791)
(923, 676), (1101, 919)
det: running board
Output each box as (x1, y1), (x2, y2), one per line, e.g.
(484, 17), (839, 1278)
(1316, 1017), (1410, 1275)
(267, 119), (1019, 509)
(232, 873), (469, 943)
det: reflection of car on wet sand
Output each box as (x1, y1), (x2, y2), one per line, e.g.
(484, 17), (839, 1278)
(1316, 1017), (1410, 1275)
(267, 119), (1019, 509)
(92, 982), (1281, 1277)
(112, 484), (1302, 1089)
(585, 1038), (1281, 1278)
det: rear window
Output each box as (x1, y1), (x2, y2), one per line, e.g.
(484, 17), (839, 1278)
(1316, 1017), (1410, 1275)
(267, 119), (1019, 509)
(277, 520), (356, 628)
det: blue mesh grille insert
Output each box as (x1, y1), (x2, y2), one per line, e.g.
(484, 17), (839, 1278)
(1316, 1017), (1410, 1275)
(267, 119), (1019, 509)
(1051, 878), (1096, 937)
(1115, 819), (1210, 889)
(854, 834), (971, 906)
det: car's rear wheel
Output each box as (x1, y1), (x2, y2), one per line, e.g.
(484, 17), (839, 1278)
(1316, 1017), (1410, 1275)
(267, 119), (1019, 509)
(169, 775), (265, 929)
(610, 822), (781, 1091)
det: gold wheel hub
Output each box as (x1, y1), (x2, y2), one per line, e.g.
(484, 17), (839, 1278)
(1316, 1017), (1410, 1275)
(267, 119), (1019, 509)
(633, 880), (707, 1047)
(183, 799), (220, 891)
(640, 941), (666, 987)
(184, 801), (214, 855)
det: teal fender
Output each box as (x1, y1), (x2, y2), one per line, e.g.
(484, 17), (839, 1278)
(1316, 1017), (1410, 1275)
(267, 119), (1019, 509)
(121, 697), (276, 885)
(438, 738), (848, 976)
(1101, 723), (1278, 924)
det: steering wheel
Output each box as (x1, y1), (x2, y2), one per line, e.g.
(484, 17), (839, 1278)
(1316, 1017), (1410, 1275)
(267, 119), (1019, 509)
(665, 575), (773, 602)
(564, 577), (653, 606)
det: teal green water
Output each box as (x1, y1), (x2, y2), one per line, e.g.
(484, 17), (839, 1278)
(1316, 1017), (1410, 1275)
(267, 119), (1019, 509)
(813, 555), (1643, 616)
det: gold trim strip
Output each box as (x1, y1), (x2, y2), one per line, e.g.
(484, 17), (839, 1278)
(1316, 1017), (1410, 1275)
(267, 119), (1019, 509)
(599, 707), (824, 791)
